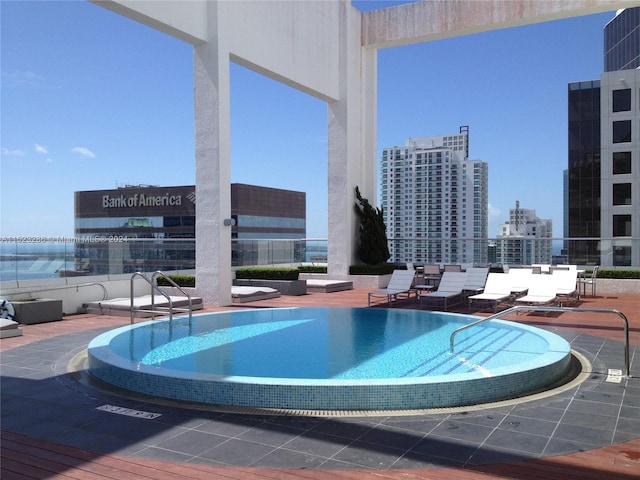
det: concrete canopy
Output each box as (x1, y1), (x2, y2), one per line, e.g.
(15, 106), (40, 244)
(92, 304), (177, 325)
(93, 0), (635, 305)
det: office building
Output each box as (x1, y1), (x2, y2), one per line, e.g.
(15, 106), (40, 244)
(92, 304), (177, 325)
(72, 184), (305, 274)
(380, 127), (489, 265)
(495, 201), (552, 265)
(567, 7), (639, 267)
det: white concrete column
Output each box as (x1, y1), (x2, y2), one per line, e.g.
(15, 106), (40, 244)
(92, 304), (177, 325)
(194, 6), (232, 306)
(327, 4), (376, 278)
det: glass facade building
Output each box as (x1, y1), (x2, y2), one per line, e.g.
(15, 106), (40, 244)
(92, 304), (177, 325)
(73, 184), (306, 274)
(567, 80), (601, 265)
(604, 7), (640, 71)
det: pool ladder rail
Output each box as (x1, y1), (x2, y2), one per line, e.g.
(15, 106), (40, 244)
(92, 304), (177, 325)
(130, 271), (193, 326)
(450, 305), (631, 378)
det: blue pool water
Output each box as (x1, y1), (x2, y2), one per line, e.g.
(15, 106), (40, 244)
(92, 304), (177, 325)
(88, 307), (573, 411)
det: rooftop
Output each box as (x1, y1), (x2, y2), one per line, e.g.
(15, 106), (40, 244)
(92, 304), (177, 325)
(1, 289), (639, 479)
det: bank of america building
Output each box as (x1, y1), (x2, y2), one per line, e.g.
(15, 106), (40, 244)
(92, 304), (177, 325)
(380, 127), (489, 265)
(74, 184), (305, 274)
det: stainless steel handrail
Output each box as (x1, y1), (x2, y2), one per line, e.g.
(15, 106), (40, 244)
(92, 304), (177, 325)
(151, 270), (193, 326)
(130, 272), (175, 325)
(449, 305), (631, 377)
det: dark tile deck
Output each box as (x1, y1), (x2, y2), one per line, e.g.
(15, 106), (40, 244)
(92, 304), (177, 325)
(1, 289), (639, 479)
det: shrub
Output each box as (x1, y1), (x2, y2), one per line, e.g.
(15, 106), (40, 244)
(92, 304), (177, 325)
(235, 267), (300, 280)
(298, 265), (327, 274)
(354, 186), (390, 265)
(595, 269), (640, 279)
(156, 274), (195, 287)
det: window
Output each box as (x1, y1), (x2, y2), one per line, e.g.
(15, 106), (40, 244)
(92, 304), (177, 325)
(613, 215), (631, 236)
(612, 88), (631, 112)
(613, 151), (632, 174)
(613, 183), (632, 205)
(613, 120), (632, 143)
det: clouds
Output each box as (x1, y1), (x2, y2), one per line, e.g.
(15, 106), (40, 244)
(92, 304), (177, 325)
(34, 143), (48, 154)
(71, 146), (96, 159)
(1, 144), (95, 162)
(1, 148), (25, 157)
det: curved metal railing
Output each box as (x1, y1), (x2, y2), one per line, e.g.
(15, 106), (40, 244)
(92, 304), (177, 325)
(449, 305), (631, 377)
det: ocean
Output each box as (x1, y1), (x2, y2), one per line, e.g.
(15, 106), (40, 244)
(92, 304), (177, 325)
(0, 242), (75, 282)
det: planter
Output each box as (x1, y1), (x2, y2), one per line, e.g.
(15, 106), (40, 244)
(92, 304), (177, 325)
(594, 278), (639, 295)
(12, 298), (63, 324)
(346, 274), (392, 289)
(233, 279), (307, 296)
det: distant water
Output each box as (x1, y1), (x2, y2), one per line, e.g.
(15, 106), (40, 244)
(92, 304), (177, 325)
(0, 242), (74, 282)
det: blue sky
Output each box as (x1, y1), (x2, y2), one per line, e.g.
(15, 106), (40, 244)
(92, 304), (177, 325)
(1, 1), (617, 239)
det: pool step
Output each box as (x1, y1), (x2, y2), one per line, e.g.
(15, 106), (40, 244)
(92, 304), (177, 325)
(413, 327), (525, 376)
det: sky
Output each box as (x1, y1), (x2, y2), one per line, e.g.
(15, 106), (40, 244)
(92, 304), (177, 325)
(1, 0), (619, 239)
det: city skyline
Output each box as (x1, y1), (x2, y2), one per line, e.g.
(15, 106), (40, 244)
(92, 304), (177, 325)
(1, 1), (617, 239)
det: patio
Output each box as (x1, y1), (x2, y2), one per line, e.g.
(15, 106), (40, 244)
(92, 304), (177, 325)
(1, 288), (639, 479)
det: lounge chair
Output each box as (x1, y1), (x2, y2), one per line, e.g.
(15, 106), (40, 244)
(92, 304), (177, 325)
(507, 268), (533, 297)
(368, 269), (416, 307)
(467, 273), (512, 312)
(514, 274), (558, 307)
(444, 264), (462, 272)
(552, 269), (579, 306)
(420, 271), (467, 310)
(462, 267), (489, 296)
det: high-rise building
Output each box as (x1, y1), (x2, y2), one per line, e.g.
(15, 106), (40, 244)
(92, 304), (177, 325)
(380, 127), (488, 265)
(495, 201), (552, 266)
(567, 7), (639, 267)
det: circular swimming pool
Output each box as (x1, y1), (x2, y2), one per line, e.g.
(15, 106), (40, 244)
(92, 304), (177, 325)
(87, 307), (573, 411)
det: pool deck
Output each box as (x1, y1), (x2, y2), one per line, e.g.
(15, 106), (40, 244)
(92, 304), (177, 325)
(1, 289), (639, 479)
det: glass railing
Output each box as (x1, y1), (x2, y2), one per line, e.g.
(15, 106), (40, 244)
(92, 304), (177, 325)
(0, 237), (328, 283)
(1, 236), (637, 283)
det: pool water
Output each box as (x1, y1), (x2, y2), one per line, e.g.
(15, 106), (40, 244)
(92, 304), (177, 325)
(88, 307), (573, 411)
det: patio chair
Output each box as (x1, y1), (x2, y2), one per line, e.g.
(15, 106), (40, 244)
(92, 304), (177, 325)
(368, 269), (417, 307)
(443, 264), (462, 272)
(421, 264), (442, 288)
(514, 274), (558, 307)
(468, 273), (513, 312)
(420, 271), (467, 310)
(551, 269), (579, 306)
(578, 266), (599, 297)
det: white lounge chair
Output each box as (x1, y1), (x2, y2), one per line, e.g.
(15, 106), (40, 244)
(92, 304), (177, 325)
(468, 273), (513, 312)
(514, 274), (557, 307)
(507, 268), (533, 297)
(420, 271), (467, 310)
(552, 269), (579, 306)
(368, 269), (416, 307)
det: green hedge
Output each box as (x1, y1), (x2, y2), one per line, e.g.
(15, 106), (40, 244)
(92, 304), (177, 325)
(235, 267), (300, 280)
(298, 265), (328, 274)
(156, 274), (195, 287)
(593, 269), (640, 279)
